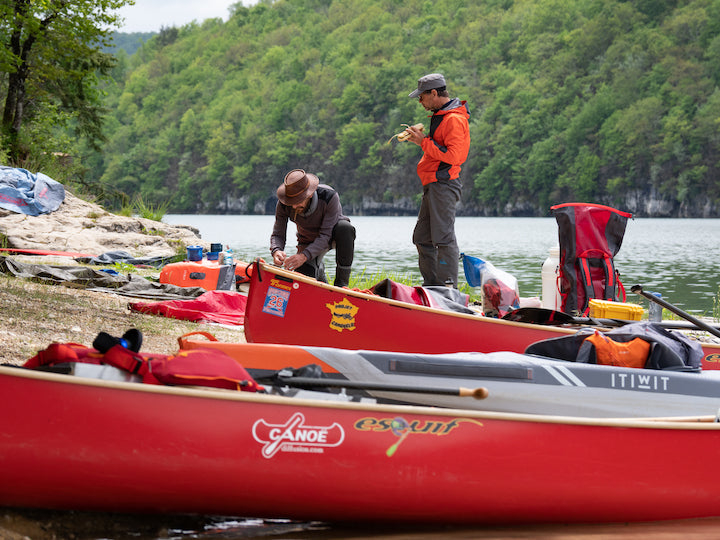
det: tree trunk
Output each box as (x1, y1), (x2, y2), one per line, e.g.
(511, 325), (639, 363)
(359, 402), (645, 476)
(1, 0), (43, 158)
(2, 70), (24, 151)
(2, 73), (18, 134)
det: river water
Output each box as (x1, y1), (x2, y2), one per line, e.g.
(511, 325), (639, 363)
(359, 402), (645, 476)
(5, 216), (720, 539)
(165, 214), (720, 314)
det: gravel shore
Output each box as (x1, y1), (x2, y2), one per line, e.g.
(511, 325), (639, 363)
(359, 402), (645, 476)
(0, 266), (246, 366)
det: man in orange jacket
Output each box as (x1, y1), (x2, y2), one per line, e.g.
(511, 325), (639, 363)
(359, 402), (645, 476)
(404, 73), (470, 288)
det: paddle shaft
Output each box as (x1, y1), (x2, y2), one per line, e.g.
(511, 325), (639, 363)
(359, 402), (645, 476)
(631, 285), (720, 340)
(505, 307), (720, 331)
(278, 376), (489, 400)
(571, 316), (720, 331)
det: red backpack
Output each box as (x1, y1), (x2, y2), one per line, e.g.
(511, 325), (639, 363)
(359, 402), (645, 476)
(551, 203), (632, 316)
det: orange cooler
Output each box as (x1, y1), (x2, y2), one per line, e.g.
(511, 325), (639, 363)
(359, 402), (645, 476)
(160, 260), (235, 291)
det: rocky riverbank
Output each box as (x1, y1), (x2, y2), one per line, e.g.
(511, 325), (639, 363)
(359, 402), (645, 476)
(0, 190), (245, 364)
(0, 191), (208, 256)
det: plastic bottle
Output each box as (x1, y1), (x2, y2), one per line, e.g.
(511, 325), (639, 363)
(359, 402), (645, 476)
(541, 246), (561, 310)
(225, 247), (237, 290)
(648, 292), (663, 322)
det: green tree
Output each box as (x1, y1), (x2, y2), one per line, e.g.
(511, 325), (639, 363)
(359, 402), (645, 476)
(86, 0), (720, 216)
(0, 0), (130, 160)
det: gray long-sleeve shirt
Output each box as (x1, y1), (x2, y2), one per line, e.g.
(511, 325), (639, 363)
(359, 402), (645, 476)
(270, 184), (349, 261)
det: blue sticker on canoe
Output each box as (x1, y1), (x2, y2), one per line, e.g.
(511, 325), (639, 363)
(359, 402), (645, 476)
(262, 286), (290, 317)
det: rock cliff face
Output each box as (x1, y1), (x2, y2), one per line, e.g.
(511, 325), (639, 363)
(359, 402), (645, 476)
(0, 191), (206, 256)
(192, 188), (717, 218)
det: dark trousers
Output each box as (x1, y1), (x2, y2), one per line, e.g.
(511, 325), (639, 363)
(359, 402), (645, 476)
(297, 219), (355, 285)
(412, 179), (461, 287)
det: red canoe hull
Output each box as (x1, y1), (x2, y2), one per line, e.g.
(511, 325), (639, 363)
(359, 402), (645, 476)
(2, 365), (720, 524)
(244, 261), (720, 369)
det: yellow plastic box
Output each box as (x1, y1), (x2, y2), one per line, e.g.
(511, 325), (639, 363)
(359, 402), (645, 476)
(588, 299), (644, 320)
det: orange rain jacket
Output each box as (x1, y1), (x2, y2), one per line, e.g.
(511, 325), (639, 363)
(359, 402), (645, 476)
(417, 98), (470, 186)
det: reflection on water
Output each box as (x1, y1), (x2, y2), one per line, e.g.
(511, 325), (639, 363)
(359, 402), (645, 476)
(0, 509), (323, 539)
(165, 215), (720, 313)
(4, 509), (720, 539)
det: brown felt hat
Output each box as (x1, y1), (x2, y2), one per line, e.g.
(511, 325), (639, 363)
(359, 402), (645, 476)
(277, 169), (320, 205)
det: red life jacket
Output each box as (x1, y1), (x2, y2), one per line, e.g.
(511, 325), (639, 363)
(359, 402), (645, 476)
(24, 342), (262, 392)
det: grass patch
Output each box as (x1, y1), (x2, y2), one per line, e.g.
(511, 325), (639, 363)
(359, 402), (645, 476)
(349, 268), (416, 290)
(344, 267), (480, 302)
(135, 195), (171, 221)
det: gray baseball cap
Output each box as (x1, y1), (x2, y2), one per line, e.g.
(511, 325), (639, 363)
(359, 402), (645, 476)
(408, 73), (446, 98)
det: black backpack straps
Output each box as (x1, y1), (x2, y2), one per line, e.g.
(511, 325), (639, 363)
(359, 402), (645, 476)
(602, 254), (617, 301)
(576, 249), (621, 314)
(576, 256), (595, 315)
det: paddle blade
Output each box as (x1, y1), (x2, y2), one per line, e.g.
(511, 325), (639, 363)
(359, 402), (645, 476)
(503, 307), (575, 326)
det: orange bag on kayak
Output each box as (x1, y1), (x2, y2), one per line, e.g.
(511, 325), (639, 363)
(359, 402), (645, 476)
(582, 331), (651, 369)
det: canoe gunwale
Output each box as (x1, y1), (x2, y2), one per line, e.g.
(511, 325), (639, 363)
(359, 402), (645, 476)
(5, 364), (718, 430)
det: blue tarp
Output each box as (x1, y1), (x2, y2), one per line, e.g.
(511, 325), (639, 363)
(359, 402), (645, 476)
(0, 166), (65, 216)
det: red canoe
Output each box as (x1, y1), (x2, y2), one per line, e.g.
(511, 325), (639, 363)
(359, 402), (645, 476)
(2, 363), (720, 524)
(244, 260), (720, 370)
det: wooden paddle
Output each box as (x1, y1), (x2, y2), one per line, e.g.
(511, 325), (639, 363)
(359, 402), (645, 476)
(275, 375), (490, 400)
(631, 285), (720, 340)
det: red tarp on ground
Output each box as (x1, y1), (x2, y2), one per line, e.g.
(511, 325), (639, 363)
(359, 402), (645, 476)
(0, 247), (96, 257)
(129, 290), (247, 325)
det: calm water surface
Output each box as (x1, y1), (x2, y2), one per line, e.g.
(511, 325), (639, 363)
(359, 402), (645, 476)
(165, 214), (720, 314)
(6, 509), (720, 539)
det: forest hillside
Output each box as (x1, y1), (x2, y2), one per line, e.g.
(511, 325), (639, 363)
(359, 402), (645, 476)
(90, 0), (720, 217)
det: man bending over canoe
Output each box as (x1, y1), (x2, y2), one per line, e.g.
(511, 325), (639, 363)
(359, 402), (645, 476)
(270, 169), (355, 287)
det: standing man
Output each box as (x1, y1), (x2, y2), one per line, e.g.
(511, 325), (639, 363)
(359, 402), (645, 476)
(404, 73), (470, 288)
(270, 168), (355, 287)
